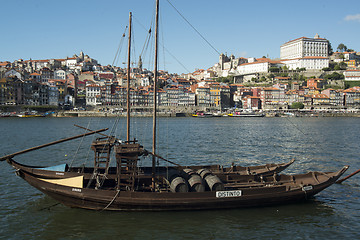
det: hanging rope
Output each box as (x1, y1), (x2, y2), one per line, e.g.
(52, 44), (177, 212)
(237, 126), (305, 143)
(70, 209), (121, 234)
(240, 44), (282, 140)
(137, 16), (152, 59)
(96, 117), (122, 188)
(69, 120), (93, 170)
(283, 116), (338, 164)
(102, 189), (120, 211)
(166, 0), (220, 55)
(112, 26), (128, 67)
(135, 13), (191, 73)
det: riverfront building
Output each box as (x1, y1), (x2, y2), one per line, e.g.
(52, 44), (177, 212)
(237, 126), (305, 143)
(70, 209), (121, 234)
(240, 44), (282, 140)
(280, 34), (330, 70)
(280, 34), (329, 59)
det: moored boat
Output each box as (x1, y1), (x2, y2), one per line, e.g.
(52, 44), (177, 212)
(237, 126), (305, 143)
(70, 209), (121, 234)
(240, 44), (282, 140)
(0, 0), (351, 212)
(192, 111), (214, 118)
(17, 112), (45, 118)
(10, 159), (349, 211)
(228, 111), (265, 117)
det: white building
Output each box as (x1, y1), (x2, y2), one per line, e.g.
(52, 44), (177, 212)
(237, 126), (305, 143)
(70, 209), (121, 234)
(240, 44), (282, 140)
(236, 58), (283, 75)
(65, 57), (78, 69)
(5, 69), (22, 80)
(54, 69), (67, 80)
(86, 84), (102, 106)
(141, 77), (150, 87)
(331, 51), (360, 62)
(344, 70), (360, 81)
(280, 34), (330, 70)
(280, 34), (329, 59)
(281, 56), (329, 70)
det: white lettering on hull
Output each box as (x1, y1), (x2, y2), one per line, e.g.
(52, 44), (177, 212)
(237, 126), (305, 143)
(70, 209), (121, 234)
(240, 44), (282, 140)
(302, 185), (313, 191)
(72, 188), (82, 192)
(216, 190), (242, 198)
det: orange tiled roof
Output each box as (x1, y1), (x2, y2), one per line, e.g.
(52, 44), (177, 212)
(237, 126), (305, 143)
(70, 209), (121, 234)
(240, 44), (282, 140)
(312, 94), (329, 99)
(263, 87), (279, 91)
(282, 36), (327, 45)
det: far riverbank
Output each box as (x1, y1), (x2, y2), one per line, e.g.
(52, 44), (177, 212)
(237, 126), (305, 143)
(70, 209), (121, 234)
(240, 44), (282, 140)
(53, 110), (360, 118)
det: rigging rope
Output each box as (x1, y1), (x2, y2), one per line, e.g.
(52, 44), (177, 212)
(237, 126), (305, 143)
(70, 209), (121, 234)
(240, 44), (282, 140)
(102, 189), (120, 211)
(140, 28), (152, 59)
(166, 0), (220, 55)
(283, 116), (337, 163)
(112, 26), (128, 67)
(69, 120), (93, 170)
(96, 117), (121, 188)
(131, 24), (137, 68)
(160, 10), (166, 71)
(134, 13), (191, 73)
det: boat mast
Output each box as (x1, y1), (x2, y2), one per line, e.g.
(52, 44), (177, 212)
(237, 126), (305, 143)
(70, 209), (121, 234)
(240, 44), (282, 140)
(152, 0), (159, 190)
(126, 12), (132, 142)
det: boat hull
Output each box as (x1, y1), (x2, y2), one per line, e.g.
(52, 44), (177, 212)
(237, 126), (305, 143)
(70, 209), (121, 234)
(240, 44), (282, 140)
(15, 166), (348, 211)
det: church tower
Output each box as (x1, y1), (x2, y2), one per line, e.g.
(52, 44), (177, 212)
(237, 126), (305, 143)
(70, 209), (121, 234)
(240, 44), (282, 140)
(138, 56), (143, 70)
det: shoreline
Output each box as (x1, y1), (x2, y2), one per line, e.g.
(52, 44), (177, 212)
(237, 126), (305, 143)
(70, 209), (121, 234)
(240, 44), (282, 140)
(2, 109), (360, 118)
(52, 111), (360, 118)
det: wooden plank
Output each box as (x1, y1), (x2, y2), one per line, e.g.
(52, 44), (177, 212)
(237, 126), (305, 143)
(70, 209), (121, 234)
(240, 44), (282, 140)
(336, 168), (360, 184)
(0, 128), (108, 161)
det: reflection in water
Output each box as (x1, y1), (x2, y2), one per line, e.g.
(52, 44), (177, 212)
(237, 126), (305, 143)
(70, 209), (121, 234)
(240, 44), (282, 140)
(32, 198), (335, 240)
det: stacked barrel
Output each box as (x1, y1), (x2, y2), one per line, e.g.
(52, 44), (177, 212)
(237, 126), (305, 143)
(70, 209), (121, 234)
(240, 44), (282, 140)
(168, 168), (224, 193)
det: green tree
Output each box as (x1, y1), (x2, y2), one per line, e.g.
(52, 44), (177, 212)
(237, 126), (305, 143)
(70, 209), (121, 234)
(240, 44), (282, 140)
(337, 43), (347, 52)
(291, 102), (304, 109)
(216, 76), (232, 83)
(268, 73), (275, 79)
(329, 62), (336, 70)
(328, 42), (334, 55)
(269, 67), (280, 72)
(339, 62), (347, 70)
(339, 54), (345, 61)
(324, 72), (344, 80)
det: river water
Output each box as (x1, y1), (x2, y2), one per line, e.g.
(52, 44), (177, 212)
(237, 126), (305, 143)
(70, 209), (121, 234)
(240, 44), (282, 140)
(0, 116), (359, 239)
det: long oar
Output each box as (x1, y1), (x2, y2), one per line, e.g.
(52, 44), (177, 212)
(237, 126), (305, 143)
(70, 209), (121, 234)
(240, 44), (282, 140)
(0, 128), (108, 161)
(145, 151), (182, 168)
(74, 124), (113, 138)
(336, 168), (360, 184)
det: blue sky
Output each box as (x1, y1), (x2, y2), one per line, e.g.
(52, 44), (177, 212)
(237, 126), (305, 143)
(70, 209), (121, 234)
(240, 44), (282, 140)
(1, 0), (360, 74)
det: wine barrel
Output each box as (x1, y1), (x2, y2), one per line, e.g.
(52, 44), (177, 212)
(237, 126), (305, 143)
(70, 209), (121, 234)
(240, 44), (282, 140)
(187, 173), (205, 192)
(197, 168), (212, 179)
(170, 176), (189, 193)
(204, 174), (224, 191)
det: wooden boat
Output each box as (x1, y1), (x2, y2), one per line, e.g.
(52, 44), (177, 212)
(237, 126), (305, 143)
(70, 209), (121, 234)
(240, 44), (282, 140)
(7, 158), (349, 211)
(0, 1), (350, 211)
(192, 111), (214, 118)
(17, 112), (45, 118)
(228, 111), (265, 117)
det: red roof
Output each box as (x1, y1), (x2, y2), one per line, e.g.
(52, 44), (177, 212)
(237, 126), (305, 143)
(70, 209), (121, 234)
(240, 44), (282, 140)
(282, 36), (327, 45)
(312, 94), (329, 99)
